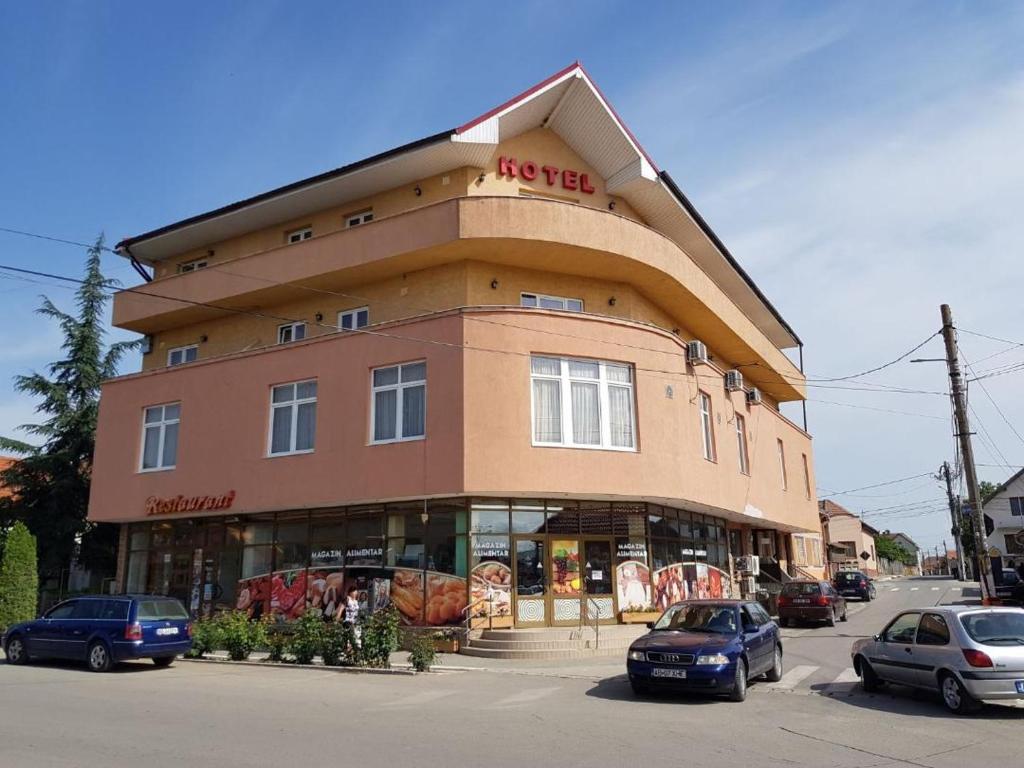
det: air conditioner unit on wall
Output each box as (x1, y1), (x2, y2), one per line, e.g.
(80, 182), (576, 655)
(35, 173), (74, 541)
(725, 370), (744, 391)
(746, 388), (763, 405)
(736, 555), (760, 576)
(686, 340), (709, 365)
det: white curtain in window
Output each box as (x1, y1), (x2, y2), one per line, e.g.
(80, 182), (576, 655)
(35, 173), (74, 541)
(271, 407), (292, 454)
(162, 421), (179, 466)
(533, 379), (562, 442)
(403, 384), (426, 437)
(296, 402), (317, 450)
(571, 382), (600, 445)
(143, 426), (161, 468)
(375, 390), (397, 441)
(608, 385), (634, 448)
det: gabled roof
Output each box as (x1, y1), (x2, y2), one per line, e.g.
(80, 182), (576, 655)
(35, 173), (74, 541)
(988, 466), (1024, 500)
(117, 62), (800, 349)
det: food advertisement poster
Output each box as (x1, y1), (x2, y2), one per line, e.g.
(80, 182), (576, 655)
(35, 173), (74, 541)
(307, 569), (345, 620)
(470, 562), (512, 617)
(270, 569), (309, 620)
(551, 540), (580, 596)
(616, 561), (651, 609)
(236, 575), (271, 619)
(653, 564), (686, 612)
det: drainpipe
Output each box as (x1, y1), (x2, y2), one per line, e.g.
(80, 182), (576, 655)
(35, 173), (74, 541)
(799, 343), (808, 432)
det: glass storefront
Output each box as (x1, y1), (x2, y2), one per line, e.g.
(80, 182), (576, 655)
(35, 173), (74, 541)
(124, 499), (736, 627)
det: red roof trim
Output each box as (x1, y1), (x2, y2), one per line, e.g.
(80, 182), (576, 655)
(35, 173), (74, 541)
(455, 61), (582, 135)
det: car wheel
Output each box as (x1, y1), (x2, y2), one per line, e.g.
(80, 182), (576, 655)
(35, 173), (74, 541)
(87, 641), (112, 673)
(4, 636), (28, 665)
(940, 673), (982, 715)
(765, 645), (783, 682)
(827, 609), (837, 627)
(630, 679), (649, 696)
(730, 659), (748, 702)
(858, 656), (882, 692)
(153, 656), (175, 668)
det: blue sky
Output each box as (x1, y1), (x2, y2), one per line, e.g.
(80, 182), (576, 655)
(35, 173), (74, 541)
(2, 1), (1023, 553)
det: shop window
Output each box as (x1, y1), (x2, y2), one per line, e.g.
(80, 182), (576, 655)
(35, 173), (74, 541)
(338, 307), (369, 331)
(424, 501), (468, 576)
(648, 509), (668, 539)
(651, 539), (671, 570)
(277, 322), (306, 344)
(531, 356), (635, 450)
(387, 509), (427, 568)
(699, 391), (716, 461)
(579, 502), (613, 535)
(545, 508), (580, 534)
(471, 501), (509, 534)
(678, 509), (694, 540)
(167, 345), (198, 367)
(346, 512), (384, 566)
(269, 380), (317, 456)
(242, 546), (273, 579)
(346, 210), (373, 228)
(371, 361), (426, 443)
(520, 292), (584, 312)
(287, 227), (312, 244)
(126, 551), (148, 593)
(140, 403), (180, 471)
(275, 520), (309, 572)
(511, 500), (546, 534)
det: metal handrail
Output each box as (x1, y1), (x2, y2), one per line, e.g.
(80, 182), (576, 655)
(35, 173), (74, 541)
(578, 588), (601, 650)
(460, 595), (493, 645)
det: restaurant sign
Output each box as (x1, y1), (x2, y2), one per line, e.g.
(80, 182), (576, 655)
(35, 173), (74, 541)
(497, 156), (596, 194)
(145, 491), (236, 516)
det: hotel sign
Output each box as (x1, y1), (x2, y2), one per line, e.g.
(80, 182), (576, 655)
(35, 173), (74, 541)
(498, 156), (596, 194)
(145, 491), (236, 516)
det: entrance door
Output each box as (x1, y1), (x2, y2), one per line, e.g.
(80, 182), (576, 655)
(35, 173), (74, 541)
(513, 538), (547, 627)
(582, 539), (617, 625)
(550, 539), (583, 625)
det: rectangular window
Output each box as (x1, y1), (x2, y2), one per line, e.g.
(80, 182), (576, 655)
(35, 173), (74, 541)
(777, 439), (788, 490)
(530, 356), (636, 451)
(699, 391), (715, 461)
(520, 293), (583, 312)
(167, 345), (198, 367)
(178, 259), (207, 274)
(371, 362), (426, 443)
(1010, 497), (1023, 516)
(802, 453), (812, 499)
(141, 404), (180, 471)
(268, 380), (317, 456)
(287, 227), (312, 244)
(277, 322), (306, 344)
(338, 307), (369, 331)
(735, 414), (749, 474)
(346, 210), (373, 228)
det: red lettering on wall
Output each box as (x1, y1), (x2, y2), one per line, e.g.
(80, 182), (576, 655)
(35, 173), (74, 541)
(145, 490), (236, 516)
(579, 174), (595, 194)
(541, 165), (558, 185)
(562, 169), (579, 191)
(498, 156), (518, 178)
(520, 160), (538, 181)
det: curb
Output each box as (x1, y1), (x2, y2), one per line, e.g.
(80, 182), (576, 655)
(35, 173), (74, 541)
(180, 656), (419, 676)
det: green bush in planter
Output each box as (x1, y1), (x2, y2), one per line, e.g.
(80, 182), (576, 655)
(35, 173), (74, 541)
(408, 632), (438, 672)
(216, 611), (268, 661)
(321, 621), (360, 666)
(361, 606), (401, 668)
(185, 616), (222, 658)
(265, 623), (290, 662)
(287, 611), (326, 665)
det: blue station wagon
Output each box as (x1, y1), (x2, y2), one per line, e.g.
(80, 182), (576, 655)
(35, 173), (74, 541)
(3, 595), (193, 672)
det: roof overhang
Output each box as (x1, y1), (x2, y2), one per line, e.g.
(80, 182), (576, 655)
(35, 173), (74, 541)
(117, 62), (800, 349)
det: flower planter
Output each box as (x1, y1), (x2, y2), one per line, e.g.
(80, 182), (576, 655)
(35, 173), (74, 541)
(620, 611), (661, 624)
(433, 638), (460, 653)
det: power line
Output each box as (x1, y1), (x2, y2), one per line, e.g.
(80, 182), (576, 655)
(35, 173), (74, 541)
(817, 472), (934, 498)
(962, 351), (1024, 450)
(806, 399), (946, 421)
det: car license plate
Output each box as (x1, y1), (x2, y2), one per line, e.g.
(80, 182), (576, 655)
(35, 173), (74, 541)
(156, 627), (179, 636)
(1015, 681), (1024, 694)
(793, 599), (810, 604)
(652, 667), (687, 679)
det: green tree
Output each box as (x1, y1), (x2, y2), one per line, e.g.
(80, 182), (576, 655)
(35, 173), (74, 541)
(0, 521), (39, 630)
(979, 481), (999, 505)
(875, 536), (914, 566)
(0, 236), (139, 587)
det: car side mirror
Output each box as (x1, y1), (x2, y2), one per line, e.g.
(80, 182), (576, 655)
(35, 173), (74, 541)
(873, 634), (881, 642)
(646, 622), (655, 629)
(743, 622), (757, 634)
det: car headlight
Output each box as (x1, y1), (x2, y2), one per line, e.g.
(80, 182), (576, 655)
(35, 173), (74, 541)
(628, 649), (646, 661)
(695, 654), (730, 666)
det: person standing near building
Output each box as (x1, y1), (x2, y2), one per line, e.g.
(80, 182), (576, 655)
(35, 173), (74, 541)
(337, 586), (362, 648)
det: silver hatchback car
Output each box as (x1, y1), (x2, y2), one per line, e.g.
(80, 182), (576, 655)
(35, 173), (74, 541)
(851, 606), (1024, 714)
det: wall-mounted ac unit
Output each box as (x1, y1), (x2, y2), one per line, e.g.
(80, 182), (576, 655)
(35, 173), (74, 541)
(735, 554), (760, 576)
(686, 340), (709, 365)
(746, 388), (763, 405)
(725, 370), (744, 391)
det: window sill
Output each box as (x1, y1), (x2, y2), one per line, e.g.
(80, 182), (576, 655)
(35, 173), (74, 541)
(267, 449), (316, 458)
(369, 435), (426, 446)
(531, 441), (637, 453)
(138, 466), (175, 474)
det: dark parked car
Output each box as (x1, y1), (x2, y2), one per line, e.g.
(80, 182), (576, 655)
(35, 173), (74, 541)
(626, 599), (782, 702)
(778, 580), (847, 627)
(2, 595), (192, 672)
(834, 570), (876, 601)
(995, 569), (1022, 602)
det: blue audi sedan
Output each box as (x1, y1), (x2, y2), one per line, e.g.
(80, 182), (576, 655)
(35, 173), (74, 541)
(626, 599), (783, 701)
(3, 595), (192, 672)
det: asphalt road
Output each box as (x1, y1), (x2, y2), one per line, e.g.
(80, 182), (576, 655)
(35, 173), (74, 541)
(2, 576), (1021, 768)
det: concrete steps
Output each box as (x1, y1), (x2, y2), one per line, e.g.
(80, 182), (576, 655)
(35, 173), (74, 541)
(459, 625), (646, 659)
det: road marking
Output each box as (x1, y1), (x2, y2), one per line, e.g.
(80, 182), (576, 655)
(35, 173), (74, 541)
(910, 587), (919, 591)
(890, 588), (900, 592)
(374, 690), (455, 709)
(952, 587), (961, 591)
(828, 667), (860, 686)
(490, 686), (562, 708)
(767, 665), (818, 691)
(931, 587), (940, 591)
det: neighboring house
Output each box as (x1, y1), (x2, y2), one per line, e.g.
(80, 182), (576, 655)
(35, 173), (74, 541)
(879, 531), (923, 576)
(820, 500), (879, 576)
(0, 455), (16, 502)
(983, 468), (1024, 569)
(922, 550), (959, 576)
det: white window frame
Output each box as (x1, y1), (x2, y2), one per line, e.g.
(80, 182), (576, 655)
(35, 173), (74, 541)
(178, 258), (208, 274)
(802, 453), (812, 499)
(139, 403), (180, 472)
(267, 380), (317, 457)
(286, 227), (313, 244)
(167, 345), (198, 367)
(370, 361), (427, 445)
(529, 356), (636, 452)
(778, 439), (788, 490)
(699, 391), (716, 462)
(277, 322), (306, 344)
(338, 307), (369, 331)
(735, 414), (749, 475)
(520, 292), (583, 312)
(346, 210), (373, 228)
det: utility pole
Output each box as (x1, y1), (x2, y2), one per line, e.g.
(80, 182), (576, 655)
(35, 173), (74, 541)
(940, 461), (967, 580)
(940, 304), (994, 602)
(942, 540), (949, 576)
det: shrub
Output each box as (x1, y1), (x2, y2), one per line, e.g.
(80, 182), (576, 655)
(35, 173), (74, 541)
(361, 606), (401, 668)
(216, 610), (267, 661)
(265, 624), (290, 663)
(288, 611), (326, 665)
(0, 522), (38, 632)
(185, 616), (222, 658)
(321, 622), (360, 666)
(408, 632), (438, 672)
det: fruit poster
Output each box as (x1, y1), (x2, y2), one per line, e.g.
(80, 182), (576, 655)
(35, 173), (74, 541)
(551, 540), (580, 595)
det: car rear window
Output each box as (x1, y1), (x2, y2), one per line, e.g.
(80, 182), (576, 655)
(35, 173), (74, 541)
(136, 599), (189, 621)
(836, 572), (863, 583)
(782, 582), (822, 596)
(960, 612), (1024, 646)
